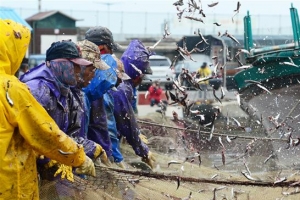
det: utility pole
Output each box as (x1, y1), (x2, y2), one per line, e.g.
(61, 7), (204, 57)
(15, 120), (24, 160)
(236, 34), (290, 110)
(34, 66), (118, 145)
(38, 0), (41, 12)
(95, 1), (120, 28)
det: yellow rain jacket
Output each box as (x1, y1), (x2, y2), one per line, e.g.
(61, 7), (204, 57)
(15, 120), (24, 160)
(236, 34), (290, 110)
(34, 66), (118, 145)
(197, 65), (211, 85)
(0, 20), (85, 199)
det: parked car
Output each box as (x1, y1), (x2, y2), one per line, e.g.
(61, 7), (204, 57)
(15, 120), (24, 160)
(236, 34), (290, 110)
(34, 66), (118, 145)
(28, 54), (46, 69)
(139, 55), (174, 91)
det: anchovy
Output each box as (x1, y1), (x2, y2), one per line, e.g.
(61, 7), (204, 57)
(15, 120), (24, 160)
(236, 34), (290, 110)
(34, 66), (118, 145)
(221, 150), (225, 165)
(226, 33), (240, 45)
(148, 39), (162, 50)
(241, 171), (259, 181)
(243, 160), (252, 176)
(208, 2), (219, 7)
(211, 174), (218, 179)
(256, 84), (272, 95)
(185, 16), (204, 23)
(6, 81), (14, 106)
(170, 55), (179, 69)
(176, 176), (181, 190)
(264, 152), (274, 164)
(279, 62), (299, 68)
(195, 40), (204, 46)
(197, 28), (209, 45)
(168, 160), (182, 167)
(58, 149), (75, 155)
(173, 0), (184, 6)
(218, 136), (225, 149)
(144, 91), (149, 99)
(220, 86), (225, 99)
(198, 151), (202, 166)
(235, 65), (252, 70)
(207, 124), (214, 141)
(274, 177), (287, 185)
(226, 135), (232, 143)
(234, 1), (241, 12)
(194, 47), (209, 53)
(235, 92), (241, 106)
(245, 79), (261, 85)
(213, 22), (221, 26)
(129, 63), (142, 75)
(213, 88), (222, 104)
(163, 23), (171, 39)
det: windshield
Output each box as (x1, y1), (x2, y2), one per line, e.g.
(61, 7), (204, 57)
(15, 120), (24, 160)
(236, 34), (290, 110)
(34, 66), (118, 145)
(149, 59), (170, 66)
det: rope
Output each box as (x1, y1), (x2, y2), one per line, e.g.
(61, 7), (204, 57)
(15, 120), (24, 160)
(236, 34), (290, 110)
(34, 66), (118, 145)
(101, 166), (298, 188)
(137, 119), (288, 142)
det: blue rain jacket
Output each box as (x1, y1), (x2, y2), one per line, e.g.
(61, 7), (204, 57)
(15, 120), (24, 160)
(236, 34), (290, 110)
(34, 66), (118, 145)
(82, 56), (118, 157)
(101, 54), (124, 162)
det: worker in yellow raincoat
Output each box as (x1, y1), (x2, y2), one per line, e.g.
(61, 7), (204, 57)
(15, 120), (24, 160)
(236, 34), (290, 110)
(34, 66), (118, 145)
(0, 19), (95, 199)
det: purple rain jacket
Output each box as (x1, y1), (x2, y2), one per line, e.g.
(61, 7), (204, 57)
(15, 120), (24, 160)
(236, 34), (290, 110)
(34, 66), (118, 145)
(110, 39), (153, 158)
(109, 81), (149, 157)
(20, 63), (99, 159)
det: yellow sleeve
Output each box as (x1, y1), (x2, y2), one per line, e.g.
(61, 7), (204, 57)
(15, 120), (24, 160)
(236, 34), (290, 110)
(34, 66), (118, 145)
(7, 80), (85, 167)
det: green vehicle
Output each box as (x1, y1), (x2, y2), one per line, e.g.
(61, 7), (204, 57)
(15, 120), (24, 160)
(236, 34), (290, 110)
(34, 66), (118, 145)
(233, 3), (300, 166)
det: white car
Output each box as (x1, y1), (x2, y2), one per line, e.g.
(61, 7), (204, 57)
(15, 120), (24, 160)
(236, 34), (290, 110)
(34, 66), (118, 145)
(139, 55), (174, 90)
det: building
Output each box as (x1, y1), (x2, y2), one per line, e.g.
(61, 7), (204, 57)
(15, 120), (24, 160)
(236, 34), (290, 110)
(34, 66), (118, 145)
(26, 10), (79, 54)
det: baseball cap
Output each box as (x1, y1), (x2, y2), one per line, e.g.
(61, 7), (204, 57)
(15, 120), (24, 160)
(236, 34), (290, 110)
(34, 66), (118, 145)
(112, 54), (131, 80)
(76, 39), (110, 70)
(85, 26), (119, 50)
(46, 40), (92, 66)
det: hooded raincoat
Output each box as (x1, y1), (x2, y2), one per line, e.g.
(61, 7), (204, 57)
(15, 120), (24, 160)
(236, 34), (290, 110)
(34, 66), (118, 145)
(101, 54), (125, 162)
(111, 40), (152, 158)
(20, 62), (99, 159)
(83, 62), (118, 158)
(0, 19), (85, 200)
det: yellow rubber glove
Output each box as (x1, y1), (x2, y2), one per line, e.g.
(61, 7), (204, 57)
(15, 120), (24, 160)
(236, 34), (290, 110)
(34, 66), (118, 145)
(139, 133), (149, 144)
(75, 155), (96, 177)
(141, 151), (156, 169)
(94, 144), (111, 167)
(45, 159), (58, 168)
(54, 164), (74, 182)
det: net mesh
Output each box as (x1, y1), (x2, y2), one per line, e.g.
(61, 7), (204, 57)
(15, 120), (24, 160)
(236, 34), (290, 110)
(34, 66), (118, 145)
(39, 95), (300, 199)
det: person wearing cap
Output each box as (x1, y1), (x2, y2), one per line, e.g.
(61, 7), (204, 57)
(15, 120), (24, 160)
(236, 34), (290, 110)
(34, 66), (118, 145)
(197, 62), (211, 100)
(85, 26), (132, 168)
(101, 54), (129, 168)
(85, 26), (139, 113)
(20, 40), (106, 181)
(0, 19), (95, 200)
(76, 39), (117, 167)
(109, 39), (156, 168)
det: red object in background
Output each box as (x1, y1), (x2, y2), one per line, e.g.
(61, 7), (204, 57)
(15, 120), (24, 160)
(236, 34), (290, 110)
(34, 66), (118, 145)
(137, 91), (168, 105)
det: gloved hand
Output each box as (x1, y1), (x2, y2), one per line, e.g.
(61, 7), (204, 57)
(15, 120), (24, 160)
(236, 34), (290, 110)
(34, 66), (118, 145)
(54, 163), (74, 182)
(141, 151), (156, 169)
(75, 155), (96, 177)
(139, 133), (148, 144)
(94, 144), (111, 167)
(44, 159), (58, 168)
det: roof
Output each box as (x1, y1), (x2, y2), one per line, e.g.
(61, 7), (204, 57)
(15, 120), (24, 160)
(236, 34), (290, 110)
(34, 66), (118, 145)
(0, 7), (32, 31)
(26, 10), (78, 22)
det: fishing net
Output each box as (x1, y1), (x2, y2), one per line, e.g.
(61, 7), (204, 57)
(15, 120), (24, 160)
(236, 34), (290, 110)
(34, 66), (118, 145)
(39, 90), (300, 200)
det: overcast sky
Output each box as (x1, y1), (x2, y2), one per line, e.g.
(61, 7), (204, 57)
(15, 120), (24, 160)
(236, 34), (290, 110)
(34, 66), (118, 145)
(1, 0), (299, 37)
(1, 0), (299, 15)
